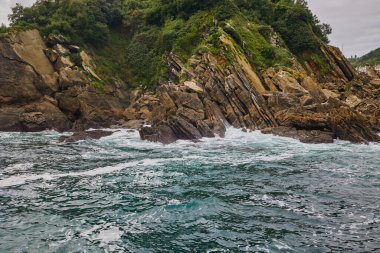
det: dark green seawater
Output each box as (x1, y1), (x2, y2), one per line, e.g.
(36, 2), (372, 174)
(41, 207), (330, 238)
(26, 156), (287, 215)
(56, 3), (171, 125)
(0, 129), (379, 253)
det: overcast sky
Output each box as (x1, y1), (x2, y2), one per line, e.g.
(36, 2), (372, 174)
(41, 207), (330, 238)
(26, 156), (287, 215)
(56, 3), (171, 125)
(0, 0), (379, 57)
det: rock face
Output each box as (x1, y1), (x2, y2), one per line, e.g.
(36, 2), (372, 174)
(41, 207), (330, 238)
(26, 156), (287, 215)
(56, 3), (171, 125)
(134, 37), (380, 144)
(0, 30), (128, 132)
(1, 29), (379, 145)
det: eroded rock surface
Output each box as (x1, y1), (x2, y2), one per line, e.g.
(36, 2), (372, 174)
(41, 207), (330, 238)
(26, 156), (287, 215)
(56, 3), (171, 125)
(0, 30), (128, 132)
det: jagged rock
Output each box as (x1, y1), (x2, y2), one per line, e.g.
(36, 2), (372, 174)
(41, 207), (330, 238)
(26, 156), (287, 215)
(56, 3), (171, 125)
(320, 45), (356, 81)
(140, 125), (178, 144)
(184, 81), (203, 93)
(53, 44), (70, 55)
(44, 48), (59, 63)
(176, 106), (205, 124)
(59, 130), (113, 143)
(55, 56), (74, 70)
(46, 34), (68, 46)
(301, 77), (327, 102)
(267, 92), (300, 113)
(56, 87), (81, 116)
(0, 29), (129, 133)
(58, 67), (88, 90)
(80, 51), (101, 80)
(269, 70), (307, 94)
(275, 109), (328, 130)
(328, 106), (380, 143)
(41, 72), (59, 93)
(196, 121), (215, 138)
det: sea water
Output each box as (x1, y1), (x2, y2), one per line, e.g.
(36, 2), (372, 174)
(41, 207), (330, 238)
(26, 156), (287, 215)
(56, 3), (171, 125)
(0, 129), (379, 252)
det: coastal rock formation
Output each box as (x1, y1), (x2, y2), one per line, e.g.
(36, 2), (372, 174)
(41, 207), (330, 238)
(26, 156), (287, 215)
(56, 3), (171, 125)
(135, 38), (380, 144)
(0, 30), (128, 132)
(0, 29), (379, 144)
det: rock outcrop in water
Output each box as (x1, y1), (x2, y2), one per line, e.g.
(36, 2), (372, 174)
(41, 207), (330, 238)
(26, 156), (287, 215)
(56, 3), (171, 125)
(0, 30), (128, 132)
(0, 29), (379, 144)
(132, 38), (380, 144)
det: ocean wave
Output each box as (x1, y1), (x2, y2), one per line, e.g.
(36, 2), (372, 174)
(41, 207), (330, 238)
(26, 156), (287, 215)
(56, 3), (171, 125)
(0, 158), (182, 188)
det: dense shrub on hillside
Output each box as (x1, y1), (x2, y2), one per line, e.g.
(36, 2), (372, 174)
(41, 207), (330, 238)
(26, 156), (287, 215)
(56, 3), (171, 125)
(7, 0), (331, 87)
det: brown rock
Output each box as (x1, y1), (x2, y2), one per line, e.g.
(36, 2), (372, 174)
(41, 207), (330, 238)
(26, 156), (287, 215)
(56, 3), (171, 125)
(53, 44), (70, 55)
(176, 106), (205, 124)
(345, 95), (362, 108)
(328, 106), (380, 143)
(275, 109), (328, 129)
(59, 130), (113, 143)
(44, 49), (59, 63)
(140, 125), (178, 144)
(322, 89), (340, 99)
(55, 56), (74, 70)
(19, 112), (47, 132)
(58, 67), (88, 90)
(8, 29), (55, 75)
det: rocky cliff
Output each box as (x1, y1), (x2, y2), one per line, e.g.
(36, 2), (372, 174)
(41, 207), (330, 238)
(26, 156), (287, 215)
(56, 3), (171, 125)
(0, 29), (379, 144)
(0, 30), (128, 132)
(128, 36), (380, 144)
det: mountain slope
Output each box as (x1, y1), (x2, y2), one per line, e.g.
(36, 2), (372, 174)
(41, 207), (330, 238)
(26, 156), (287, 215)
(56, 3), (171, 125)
(350, 47), (380, 67)
(3, 0), (333, 87)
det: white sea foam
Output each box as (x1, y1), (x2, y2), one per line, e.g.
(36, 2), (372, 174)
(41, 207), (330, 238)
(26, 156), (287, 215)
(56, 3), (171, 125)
(0, 158), (179, 188)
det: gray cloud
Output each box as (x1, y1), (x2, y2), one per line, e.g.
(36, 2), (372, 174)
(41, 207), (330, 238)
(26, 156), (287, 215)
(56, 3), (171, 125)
(1, 0), (379, 57)
(307, 0), (380, 57)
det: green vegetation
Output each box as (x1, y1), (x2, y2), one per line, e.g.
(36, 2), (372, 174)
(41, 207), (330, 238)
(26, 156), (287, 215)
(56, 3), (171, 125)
(349, 47), (380, 67)
(6, 0), (332, 88)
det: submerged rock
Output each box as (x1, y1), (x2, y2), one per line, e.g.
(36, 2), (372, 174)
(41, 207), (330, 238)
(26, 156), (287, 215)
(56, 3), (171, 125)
(261, 127), (334, 144)
(59, 130), (114, 143)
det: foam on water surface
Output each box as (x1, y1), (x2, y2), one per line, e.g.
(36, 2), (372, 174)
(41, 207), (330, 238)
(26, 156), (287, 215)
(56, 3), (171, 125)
(0, 128), (379, 252)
